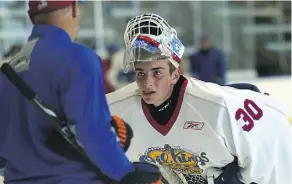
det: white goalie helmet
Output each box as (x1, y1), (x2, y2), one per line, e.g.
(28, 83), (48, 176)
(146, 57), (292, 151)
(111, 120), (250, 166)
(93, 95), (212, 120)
(123, 13), (185, 73)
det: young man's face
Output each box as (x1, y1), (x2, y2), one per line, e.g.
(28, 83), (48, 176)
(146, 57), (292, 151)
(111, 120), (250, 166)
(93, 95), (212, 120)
(200, 40), (211, 50)
(134, 60), (179, 106)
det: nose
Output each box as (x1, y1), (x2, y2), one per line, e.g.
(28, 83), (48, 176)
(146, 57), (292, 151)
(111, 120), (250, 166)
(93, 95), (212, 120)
(143, 75), (154, 89)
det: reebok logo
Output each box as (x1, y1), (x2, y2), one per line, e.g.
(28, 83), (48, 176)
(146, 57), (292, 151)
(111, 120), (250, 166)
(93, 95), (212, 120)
(183, 121), (204, 130)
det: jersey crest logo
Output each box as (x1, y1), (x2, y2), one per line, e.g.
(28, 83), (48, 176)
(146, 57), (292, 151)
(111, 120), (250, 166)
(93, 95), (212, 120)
(139, 144), (209, 175)
(183, 121), (204, 130)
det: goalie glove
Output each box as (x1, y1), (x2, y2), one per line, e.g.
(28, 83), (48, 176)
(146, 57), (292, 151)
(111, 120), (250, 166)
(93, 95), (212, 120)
(111, 116), (133, 152)
(213, 158), (242, 184)
(157, 165), (207, 184)
(120, 162), (162, 184)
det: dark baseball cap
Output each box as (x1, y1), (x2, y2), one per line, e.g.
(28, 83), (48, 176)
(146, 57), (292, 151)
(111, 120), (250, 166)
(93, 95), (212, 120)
(28, 0), (84, 15)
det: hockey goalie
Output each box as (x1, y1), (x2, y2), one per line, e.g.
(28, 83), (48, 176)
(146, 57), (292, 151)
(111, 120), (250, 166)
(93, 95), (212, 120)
(106, 13), (292, 184)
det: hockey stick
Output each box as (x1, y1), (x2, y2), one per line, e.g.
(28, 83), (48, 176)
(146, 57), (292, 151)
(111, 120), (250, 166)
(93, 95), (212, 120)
(0, 62), (115, 183)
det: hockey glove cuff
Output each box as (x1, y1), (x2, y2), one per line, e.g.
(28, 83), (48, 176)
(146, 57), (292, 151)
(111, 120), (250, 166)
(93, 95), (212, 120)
(111, 116), (133, 152)
(120, 162), (162, 184)
(214, 158), (242, 184)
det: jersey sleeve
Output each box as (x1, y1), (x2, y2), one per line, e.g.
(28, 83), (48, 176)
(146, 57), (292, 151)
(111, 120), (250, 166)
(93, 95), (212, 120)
(59, 46), (134, 181)
(217, 95), (292, 184)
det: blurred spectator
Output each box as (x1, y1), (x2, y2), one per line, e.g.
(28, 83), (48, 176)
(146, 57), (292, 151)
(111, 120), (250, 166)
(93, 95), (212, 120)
(1, 44), (22, 61)
(107, 45), (136, 91)
(102, 44), (119, 94)
(255, 40), (282, 77)
(189, 35), (227, 85)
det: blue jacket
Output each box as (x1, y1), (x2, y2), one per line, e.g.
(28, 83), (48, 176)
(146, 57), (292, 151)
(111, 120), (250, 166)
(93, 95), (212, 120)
(0, 24), (134, 184)
(189, 47), (226, 85)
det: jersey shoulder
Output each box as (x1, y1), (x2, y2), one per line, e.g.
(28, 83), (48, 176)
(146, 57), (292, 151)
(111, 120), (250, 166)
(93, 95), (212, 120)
(184, 76), (287, 116)
(106, 82), (141, 115)
(184, 76), (228, 108)
(106, 82), (141, 105)
(185, 75), (263, 103)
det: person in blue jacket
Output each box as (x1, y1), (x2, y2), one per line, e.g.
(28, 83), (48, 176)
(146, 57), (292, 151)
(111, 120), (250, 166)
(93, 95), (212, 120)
(0, 44), (23, 173)
(189, 34), (227, 85)
(0, 1), (161, 184)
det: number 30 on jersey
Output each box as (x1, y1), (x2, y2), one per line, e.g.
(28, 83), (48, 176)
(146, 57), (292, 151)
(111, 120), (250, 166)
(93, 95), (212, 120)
(235, 99), (263, 132)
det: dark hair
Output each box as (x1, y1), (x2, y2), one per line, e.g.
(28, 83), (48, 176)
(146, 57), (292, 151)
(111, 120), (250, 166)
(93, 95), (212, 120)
(169, 62), (176, 74)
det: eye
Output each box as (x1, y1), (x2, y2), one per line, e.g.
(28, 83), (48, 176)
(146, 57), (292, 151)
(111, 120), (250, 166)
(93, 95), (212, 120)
(136, 72), (145, 76)
(153, 70), (161, 76)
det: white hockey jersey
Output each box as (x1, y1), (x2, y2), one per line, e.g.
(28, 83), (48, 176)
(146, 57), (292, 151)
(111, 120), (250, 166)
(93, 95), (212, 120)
(106, 76), (292, 184)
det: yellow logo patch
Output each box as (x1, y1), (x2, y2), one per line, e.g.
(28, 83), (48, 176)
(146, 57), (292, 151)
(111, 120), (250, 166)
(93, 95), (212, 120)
(139, 144), (209, 174)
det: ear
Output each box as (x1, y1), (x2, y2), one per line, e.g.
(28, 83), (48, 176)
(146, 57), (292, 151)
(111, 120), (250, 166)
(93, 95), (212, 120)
(171, 69), (180, 85)
(72, 1), (77, 18)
